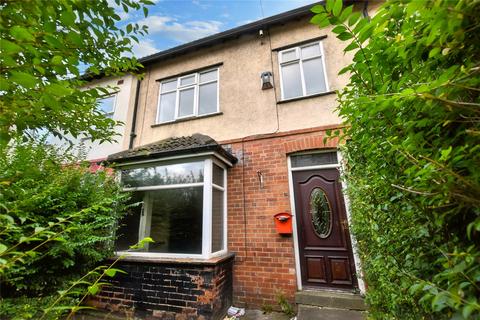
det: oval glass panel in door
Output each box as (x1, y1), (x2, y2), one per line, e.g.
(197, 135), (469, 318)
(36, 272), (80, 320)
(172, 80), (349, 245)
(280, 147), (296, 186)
(310, 188), (332, 238)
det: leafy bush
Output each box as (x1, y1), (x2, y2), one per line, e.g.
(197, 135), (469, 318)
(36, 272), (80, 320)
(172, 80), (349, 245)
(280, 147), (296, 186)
(311, 0), (479, 319)
(0, 139), (129, 297)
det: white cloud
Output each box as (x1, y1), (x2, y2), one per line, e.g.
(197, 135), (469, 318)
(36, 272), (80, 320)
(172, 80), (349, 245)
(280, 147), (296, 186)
(132, 39), (160, 58)
(106, 0), (131, 21)
(138, 15), (222, 43)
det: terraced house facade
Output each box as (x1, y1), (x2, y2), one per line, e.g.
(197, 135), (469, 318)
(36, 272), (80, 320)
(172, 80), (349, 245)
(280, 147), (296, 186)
(81, 2), (379, 319)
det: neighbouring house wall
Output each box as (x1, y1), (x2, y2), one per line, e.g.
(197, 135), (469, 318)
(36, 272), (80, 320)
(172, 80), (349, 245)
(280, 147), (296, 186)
(224, 125), (341, 308)
(90, 256), (234, 320)
(49, 74), (137, 161)
(132, 16), (351, 146)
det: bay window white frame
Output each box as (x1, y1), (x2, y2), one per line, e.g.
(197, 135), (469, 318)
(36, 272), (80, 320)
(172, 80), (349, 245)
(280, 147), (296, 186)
(278, 40), (329, 100)
(115, 154), (229, 259)
(156, 68), (220, 124)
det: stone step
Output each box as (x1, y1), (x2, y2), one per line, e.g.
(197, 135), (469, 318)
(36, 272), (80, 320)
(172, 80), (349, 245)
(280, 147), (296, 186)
(295, 290), (366, 310)
(297, 305), (366, 320)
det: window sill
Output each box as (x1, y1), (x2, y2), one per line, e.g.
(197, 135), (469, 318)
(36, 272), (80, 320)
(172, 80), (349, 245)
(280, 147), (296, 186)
(151, 112), (223, 128)
(110, 251), (234, 265)
(278, 90), (336, 104)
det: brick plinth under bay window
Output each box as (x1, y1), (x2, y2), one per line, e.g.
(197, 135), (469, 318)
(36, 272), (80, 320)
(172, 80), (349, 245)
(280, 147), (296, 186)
(89, 255), (234, 320)
(223, 126), (340, 308)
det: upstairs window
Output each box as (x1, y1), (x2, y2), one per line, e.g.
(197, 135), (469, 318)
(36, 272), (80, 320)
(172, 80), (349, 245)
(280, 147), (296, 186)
(157, 68), (219, 124)
(279, 41), (328, 100)
(97, 94), (116, 119)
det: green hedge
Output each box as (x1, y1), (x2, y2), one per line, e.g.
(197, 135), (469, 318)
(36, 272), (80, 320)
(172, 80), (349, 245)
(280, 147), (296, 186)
(311, 1), (479, 318)
(0, 140), (129, 297)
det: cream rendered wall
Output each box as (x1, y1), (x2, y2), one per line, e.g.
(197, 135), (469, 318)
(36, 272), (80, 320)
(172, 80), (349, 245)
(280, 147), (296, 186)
(50, 74), (138, 160)
(133, 15), (354, 147)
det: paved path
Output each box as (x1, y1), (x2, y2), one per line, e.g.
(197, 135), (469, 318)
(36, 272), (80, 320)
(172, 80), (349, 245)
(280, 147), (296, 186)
(73, 309), (293, 320)
(241, 310), (292, 320)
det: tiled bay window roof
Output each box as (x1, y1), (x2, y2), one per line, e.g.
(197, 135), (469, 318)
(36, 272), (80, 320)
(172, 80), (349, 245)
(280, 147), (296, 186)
(107, 133), (237, 164)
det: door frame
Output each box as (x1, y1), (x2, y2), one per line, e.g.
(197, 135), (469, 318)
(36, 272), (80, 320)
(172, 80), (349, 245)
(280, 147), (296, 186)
(287, 149), (366, 293)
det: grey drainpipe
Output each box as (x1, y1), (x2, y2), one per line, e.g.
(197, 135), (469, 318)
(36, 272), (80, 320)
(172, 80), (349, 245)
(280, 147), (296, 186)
(128, 79), (141, 149)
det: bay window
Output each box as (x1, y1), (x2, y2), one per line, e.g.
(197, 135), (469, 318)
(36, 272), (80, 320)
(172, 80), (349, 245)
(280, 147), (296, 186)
(115, 157), (227, 259)
(279, 41), (328, 100)
(157, 68), (219, 124)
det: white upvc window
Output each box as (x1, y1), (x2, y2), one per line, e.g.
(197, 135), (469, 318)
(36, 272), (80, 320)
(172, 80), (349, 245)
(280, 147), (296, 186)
(156, 68), (219, 124)
(278, 41), (329, 100)
(115, 156), (228, 259)
(97, 94), (117, 119)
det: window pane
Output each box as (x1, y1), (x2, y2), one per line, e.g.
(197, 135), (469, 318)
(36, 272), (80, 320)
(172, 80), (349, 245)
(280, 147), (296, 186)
(199, 70), (217, 83)
(121, 161), (204, 188)
(198, 82), (217, 115)
(180, 75), (195, 86)
(178, 88), (194, 117)
(211, 188), (224, 252)
(115, 192), (143, 251)
(158, 92), (176, 123)
(301, 43), (321, 59)
(303, 57), (327, 95)
(161, 80), (177, 92)
(291, 152), (338, 168)
(98, 95), (115, 114)
(281, 62), (303, 99)
(281, 49), (297, 62)
(212, 163), (224, 187)
(148, 187), (203, 254)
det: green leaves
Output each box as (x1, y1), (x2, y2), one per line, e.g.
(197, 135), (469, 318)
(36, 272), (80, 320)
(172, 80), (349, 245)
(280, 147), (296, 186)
(87, 284), (100, 295)
(0, 138), (130, 298)
(10, 26), (35, 42)
(104, 268), (126, 277)
(10, 71), (39, 88)
(0, 39), (23, 54)
(0, 0), (152, 142)
(332, 0), (342, 17)
(310, 0), (480, 318)
(60, 10), (76, 27)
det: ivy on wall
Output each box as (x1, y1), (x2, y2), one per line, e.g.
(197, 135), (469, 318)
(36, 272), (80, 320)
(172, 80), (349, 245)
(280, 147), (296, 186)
(311, 0), (479, 318)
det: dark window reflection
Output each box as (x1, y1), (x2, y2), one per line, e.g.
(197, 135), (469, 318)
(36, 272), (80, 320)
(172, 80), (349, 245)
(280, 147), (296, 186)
(149, 187), (203, 254)
(121, 162), (204, 188)
(211, 188), (224, 252)
(212, 163), (224, 187)
(115, 188), (203, 254)
(291, 152), (338, 168)
(115, 192), (143, 251)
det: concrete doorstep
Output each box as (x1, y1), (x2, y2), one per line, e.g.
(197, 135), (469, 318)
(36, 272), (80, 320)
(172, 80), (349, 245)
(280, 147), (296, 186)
(295, 291), (367, 320)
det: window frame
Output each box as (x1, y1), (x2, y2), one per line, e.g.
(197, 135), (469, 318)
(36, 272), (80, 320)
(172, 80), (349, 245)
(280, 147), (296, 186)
(115, 155), (228, 259)
(97, 93), (117, 119)
(156, 68), (220, 124)
(278, 40), (329, 101)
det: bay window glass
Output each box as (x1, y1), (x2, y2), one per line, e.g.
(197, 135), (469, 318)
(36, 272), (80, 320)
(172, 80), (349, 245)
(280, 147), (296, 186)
(115, 158), (227, 258)
(279, 41), (328, 100)
(211, 188), (224, 253)
(157, 68), (219, 123)
(121, 161), (204, 188)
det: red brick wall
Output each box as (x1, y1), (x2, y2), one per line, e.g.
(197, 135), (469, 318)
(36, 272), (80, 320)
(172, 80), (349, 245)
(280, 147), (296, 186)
(223, 127), (340, 308)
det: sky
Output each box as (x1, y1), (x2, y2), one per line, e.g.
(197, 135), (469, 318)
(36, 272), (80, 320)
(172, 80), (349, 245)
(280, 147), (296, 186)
(110, 0), (318, 58)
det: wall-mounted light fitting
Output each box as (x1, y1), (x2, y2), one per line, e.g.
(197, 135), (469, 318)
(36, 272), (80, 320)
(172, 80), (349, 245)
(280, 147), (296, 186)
(260, 71), (273, 90)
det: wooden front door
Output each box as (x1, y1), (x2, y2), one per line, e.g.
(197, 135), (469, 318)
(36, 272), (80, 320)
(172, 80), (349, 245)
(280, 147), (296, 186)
(293, 168), (357, 290)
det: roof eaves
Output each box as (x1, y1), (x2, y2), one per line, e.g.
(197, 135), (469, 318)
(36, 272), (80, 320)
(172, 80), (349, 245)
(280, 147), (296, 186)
(138, 1), (325, 66)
